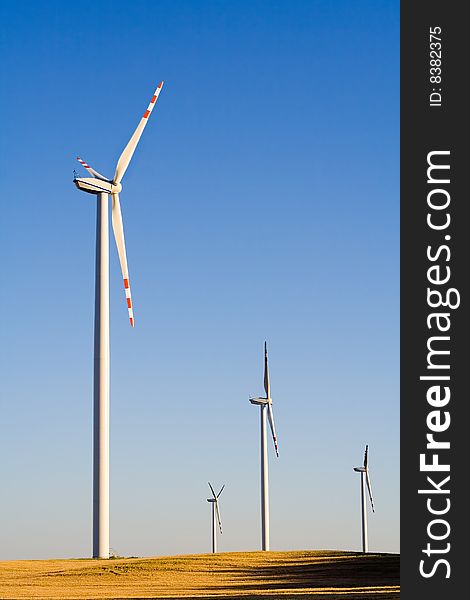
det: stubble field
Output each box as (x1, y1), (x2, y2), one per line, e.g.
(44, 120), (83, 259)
(0, 550), (399, 599)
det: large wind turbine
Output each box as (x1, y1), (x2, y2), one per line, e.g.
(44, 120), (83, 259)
(73, 82), (164, 558)
(249, 342), (279, 551)
(207, 482), (224, 553)
(353, 444), (375, 553)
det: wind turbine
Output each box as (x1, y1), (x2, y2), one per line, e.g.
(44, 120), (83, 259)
(207, 482), (224, 553)
(249, 342), (279, 551)
(73, 82), (164, 558)
(353, 444), (375, 553)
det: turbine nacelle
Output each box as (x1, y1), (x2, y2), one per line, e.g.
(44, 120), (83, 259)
(74, 177), (122, 195)
(249, 396), (272, 406)
(353, 466), (366, 472)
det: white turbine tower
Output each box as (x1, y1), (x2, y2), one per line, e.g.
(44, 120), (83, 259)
(353, 444), (375, 553)
(249, 342), (279, 551)
(207, 482), (224, 553)
(73, 82), (164, 558)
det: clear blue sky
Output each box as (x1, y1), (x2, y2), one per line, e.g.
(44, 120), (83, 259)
(0, 0), (399, 559)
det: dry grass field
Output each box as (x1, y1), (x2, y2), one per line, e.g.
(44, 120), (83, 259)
(0, 550), (399, 600)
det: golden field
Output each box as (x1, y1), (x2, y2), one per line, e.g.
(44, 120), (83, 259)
(0, 550), (399, 599)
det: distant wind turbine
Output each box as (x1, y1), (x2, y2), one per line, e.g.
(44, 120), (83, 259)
(207, 482), (225, 553)
(73, 82), (164, 558)
(353, 444), (375, 553)
(249, 342), (279, 551)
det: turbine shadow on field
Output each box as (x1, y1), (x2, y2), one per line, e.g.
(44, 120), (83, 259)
(215, 554), (400, 591)
(209, 552), (400, 598)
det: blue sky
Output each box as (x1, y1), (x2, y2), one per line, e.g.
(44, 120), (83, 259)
(0, 0), (399, 559)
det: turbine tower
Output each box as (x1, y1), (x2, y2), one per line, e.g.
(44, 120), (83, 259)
(73, 82), (164, 558)
(353, 444), (375, 553)
(249, 342), (279, 551)
(207, 482), (224, 553)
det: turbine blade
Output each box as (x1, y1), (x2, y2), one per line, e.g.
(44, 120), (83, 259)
(208, 482), (217, 500)
(264, 341), (270, 398)
(111, 193), (134, 327)
(217, 484), (225, 498)
(366, 471), (375, 512)
(214, 499), (223, 534)
(113, 82), (164, 184)
(267, 403), (279, 457)
(76, 157), (110, 181)
(364, 445), (369, 468)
